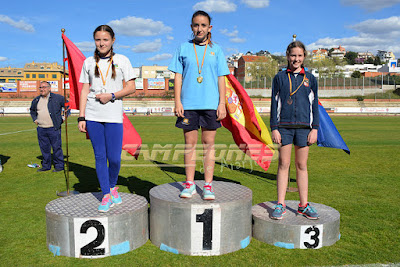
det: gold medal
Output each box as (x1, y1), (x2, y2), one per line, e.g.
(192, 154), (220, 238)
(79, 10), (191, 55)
(287, 97), (293, 105)
(193, 41), (208, 84)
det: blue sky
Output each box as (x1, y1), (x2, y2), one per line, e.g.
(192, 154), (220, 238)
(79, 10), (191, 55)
(1, 0), (400, 68)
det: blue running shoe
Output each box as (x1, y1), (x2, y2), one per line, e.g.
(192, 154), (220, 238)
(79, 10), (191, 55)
(180, 181), (196, 198)
(298, 203), (319, 220)
(203, 184), (215, 200)
(270, 203), (286, 220)
(110, 186), (122, 205)
(98, 195), (114, 213)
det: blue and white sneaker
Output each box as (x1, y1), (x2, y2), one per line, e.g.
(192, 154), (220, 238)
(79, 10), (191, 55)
(110, 187), (122, 205)
(203, 183), (215, 200)
(298, 203), (319, 220)
(180, 181), (196, 198)
(98, 195), (114, 213)
(270, 203), (286, 220)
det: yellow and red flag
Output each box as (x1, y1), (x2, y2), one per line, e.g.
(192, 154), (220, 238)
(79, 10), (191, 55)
(222, 74), (275, 171)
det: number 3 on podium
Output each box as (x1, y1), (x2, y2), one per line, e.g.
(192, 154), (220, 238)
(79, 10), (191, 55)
(300, 225), (323, 249)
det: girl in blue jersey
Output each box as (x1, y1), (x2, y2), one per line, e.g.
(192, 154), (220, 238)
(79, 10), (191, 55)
(169, 10), (230, 200)
(270, 41), (320, 220)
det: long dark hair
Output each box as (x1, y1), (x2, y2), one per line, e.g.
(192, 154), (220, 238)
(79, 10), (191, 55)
(191, 10), (213, 46)
(93, 25), (116, 79)
(286, 40), (307, 69)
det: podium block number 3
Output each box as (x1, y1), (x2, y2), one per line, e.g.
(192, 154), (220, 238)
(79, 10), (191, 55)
(74, 218), (109, 258)
(300, 225), (323, 249)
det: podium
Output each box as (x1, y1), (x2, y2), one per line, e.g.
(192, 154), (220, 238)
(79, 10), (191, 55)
(46, 192), (148, 258)
(252, 200), (340, 249)
(149, 181), (252, 255)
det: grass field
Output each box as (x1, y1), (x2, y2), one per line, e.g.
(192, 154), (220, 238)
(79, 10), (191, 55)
(0, 115), (399, 266)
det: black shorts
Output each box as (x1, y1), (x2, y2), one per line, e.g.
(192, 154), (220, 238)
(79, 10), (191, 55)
(175, 110), (221, 131)
(279, 127), (311, 147)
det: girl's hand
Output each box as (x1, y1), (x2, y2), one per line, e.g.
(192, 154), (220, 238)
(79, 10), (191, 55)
(78, 121), (86, 133)
(216, 103), (226, 121)
(96, 93), (112, 104)
(308, 129), (318, 145)
(175, 102), (184, 117)
(271, 129), (281, 144)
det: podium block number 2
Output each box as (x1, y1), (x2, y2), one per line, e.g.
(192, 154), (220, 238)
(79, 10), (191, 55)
(300, 225), (323, 249)
(191, 204), (221, 255)
(74, 218), (109, 258)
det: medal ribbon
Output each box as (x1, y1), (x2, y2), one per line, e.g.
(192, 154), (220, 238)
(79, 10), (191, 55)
(193, 41), (208, 76)
(288, 72), (305, 96)
(96, 57), (113, 87)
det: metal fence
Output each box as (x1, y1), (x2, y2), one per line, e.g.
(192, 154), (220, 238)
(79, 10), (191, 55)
(237, 75), (397, 90)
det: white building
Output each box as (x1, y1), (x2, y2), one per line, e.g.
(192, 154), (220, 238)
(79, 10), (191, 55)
(330, 46), (346, 59)
(339, 64), (383, 77)
(377, 50), (395, 63)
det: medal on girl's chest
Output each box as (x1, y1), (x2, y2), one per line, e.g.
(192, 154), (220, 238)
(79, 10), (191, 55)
(96, 57), (113, 93)
(287, 71), (305, 106)
(194, 41), (208, 84)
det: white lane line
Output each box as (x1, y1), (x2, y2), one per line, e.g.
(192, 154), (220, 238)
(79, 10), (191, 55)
(0, 129), (36, 136)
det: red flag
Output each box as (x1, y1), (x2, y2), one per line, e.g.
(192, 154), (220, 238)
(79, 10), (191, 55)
(62, 33), (141, 158)
(222, 74), (275, 171)
(62, 34), (85, 109)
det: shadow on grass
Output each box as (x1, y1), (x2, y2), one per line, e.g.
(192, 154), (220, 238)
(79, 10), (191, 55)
(152, 160), (241, 184)
(0, 154), (10, 165)
(67, 161), (156, 202)
(214, 161), (281, 185)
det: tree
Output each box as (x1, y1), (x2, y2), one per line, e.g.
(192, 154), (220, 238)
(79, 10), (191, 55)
(307, 57), (343, 78)
(247, 57), (278, 82)
(351, 70), (361, 78)
(271, 55), (286, 66)
(374, 56), (382, 66)
(344, 51), (358, 65)
(365, 57), (374, 64)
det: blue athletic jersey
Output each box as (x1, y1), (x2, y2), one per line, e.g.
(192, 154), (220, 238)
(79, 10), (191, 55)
(169, 40), (230, 110)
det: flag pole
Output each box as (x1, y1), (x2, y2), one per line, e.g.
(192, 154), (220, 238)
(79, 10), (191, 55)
(57, 28), (78, 197)
(286, 165), (298, 192)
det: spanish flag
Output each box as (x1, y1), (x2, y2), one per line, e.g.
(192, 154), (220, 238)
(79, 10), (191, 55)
(222, 75), (275, 171)
(62, 33), (141, 158)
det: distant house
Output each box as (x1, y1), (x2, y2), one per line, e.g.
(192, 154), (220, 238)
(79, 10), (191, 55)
(256, 50), (271, 57)
(354, 52), (374, 64)
(312, 48), (328, 61)
(236, 55), (269, 82)
(377, 50), (395, 63)
(226, 52), (243, 69)
(331, 45), (346, 59)
(140, 65), (174, 79)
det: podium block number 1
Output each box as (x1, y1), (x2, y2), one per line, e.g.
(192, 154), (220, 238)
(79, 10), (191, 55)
(191, 204), (221, 255)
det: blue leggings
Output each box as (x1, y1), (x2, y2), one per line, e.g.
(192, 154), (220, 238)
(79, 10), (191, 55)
(86, 121), (123, 195)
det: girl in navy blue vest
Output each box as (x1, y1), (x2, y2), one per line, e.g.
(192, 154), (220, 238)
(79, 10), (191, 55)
(270, 41), (320, 220)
